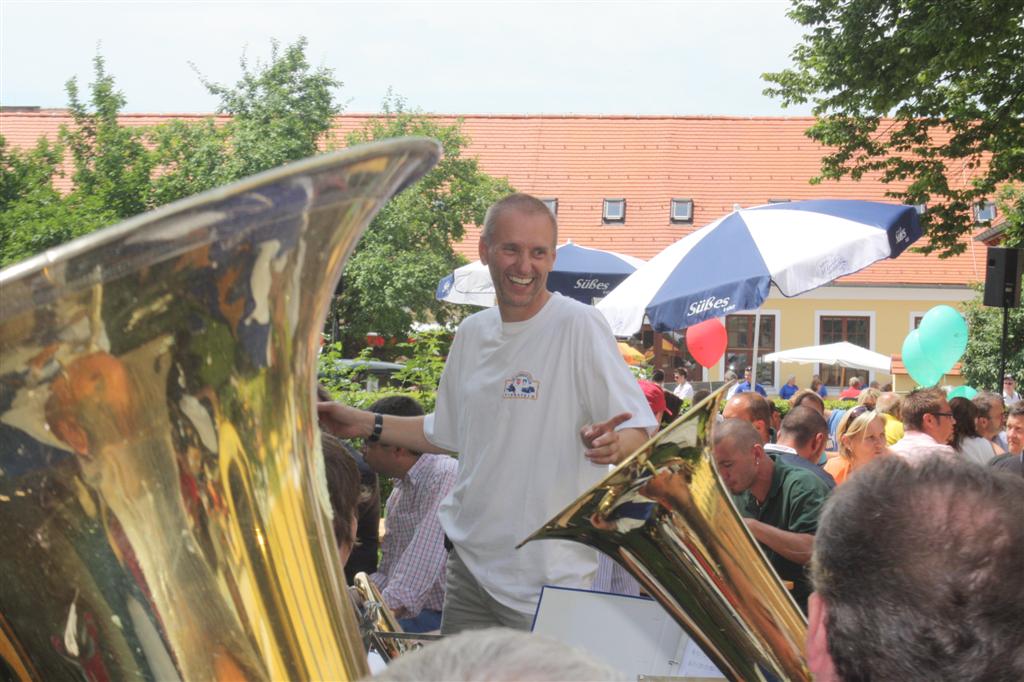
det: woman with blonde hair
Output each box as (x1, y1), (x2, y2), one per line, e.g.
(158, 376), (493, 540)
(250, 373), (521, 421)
(825, 405), (888, 485)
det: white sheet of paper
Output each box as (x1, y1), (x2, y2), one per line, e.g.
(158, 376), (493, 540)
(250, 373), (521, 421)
(531, 586), (724, 679)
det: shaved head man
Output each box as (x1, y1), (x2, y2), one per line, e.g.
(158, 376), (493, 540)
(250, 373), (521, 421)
(713, 419), (830, 611)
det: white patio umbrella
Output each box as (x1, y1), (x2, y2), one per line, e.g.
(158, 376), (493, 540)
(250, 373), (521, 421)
(596, 199), (922, 379)
(436, 241), (645, 307)
(762, 341), (892, 375)
(435, 260), (495, 307)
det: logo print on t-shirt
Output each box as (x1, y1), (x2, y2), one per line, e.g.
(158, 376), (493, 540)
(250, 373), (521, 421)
(504, 372), (540, 400)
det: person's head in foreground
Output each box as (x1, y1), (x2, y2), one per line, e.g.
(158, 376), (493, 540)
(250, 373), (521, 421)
(807, 455), (1024, 681)
(370, 627), (627, 681)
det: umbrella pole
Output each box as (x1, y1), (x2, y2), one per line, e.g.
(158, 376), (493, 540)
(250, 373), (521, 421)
(998, 305), (1009, 393)
(751, 310), (761, 387)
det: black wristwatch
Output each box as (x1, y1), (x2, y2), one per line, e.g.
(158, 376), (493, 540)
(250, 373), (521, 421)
(367, 412), (383, 443)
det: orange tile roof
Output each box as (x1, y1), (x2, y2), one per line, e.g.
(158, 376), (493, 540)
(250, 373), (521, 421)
(891, 356), (962, 377)
(1, 111), (991, 286)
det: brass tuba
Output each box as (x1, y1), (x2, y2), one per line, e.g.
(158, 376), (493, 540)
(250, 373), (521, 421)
(520, 387), (810, 681)
(0, 138), (440, 680)
(351, 571), (440, 663)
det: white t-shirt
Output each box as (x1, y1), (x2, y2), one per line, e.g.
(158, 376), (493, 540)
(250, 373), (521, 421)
(957, 436), (996, 466)
(672, 382), (694, 401)
(424, 293), (656, 614)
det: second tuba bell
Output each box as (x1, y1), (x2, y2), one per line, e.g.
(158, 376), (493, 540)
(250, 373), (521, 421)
(520, 386), (810, 681)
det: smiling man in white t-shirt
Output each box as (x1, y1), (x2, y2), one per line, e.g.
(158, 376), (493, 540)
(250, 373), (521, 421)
(319, 193), (656, 633)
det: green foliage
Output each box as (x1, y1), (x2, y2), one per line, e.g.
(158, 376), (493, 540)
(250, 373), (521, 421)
(1, 54), (145, 266)
(317, 341), (437, 416)
(148, 118), (231, 205)
(995, 183), (1024, 248)
(0, 135), (116, 267)
(763, 0), (1024, 257)
(392, 329), (452, 391)
(197, 37), (342, 179)
(0, 190), (115, 267)
(961, 284), (1024, 391)
(61, 54), (155, 220)
(331, 92), (513, 353)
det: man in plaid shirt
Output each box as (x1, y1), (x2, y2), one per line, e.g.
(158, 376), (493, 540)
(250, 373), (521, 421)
(364, 396), (458, 633)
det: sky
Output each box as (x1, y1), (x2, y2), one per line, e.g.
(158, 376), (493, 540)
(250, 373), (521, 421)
(1, 1), (814, 116)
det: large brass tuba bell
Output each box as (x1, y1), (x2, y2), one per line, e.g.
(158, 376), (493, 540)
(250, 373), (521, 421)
(0, 138), (440, 680)
(520, 387), (810, 681)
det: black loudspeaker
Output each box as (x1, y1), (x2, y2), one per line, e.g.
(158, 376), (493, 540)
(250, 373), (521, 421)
(983, 247), (1024, 308)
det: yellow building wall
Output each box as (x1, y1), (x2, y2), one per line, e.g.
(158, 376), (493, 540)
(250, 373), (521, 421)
(708, 287), (973, 395)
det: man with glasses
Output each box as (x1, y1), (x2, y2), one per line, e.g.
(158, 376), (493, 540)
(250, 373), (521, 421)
(1003, 375), (1021, 407)
(891, 387), (957, 462)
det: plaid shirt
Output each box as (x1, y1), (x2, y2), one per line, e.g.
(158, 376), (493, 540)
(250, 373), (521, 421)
(370, 453), (457, 617)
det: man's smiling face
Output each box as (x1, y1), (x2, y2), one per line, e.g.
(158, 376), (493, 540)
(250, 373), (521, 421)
(480, 207), (556, 322)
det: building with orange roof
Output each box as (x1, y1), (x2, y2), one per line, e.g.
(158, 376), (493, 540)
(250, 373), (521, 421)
(3, 109), (996, 392)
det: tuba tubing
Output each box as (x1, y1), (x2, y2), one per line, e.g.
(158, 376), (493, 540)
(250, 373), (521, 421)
(520, 385), (811, 681)
(352, 571), (409, 663)
(0, 139), (441, 680)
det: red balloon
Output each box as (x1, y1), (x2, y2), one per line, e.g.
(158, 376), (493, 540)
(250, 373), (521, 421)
(686, 318), (728, 368)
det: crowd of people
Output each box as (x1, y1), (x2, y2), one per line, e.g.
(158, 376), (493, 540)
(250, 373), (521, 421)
(314, 192), (1023, 680)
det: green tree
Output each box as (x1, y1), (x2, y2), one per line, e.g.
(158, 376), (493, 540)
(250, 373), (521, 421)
(197, 37), (342, 180)
(148, 118), (231, 206)
(61, 54), (155, 219)
(763, 0), (1024, 257)
(331, 93), (513, 354)
(1, 53), (145, 266)
(961, 285), (1024, 391)
(0, 136), (116, 267)
(149, 37), (344, 205)
(961, 188), (1024, 389)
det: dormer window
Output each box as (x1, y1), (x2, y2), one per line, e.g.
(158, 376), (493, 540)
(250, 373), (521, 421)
(670, 198), (694, 223)
(542, 198), (558, 216)
(974, 200), (997, 223)
(603, 198), (626, 223)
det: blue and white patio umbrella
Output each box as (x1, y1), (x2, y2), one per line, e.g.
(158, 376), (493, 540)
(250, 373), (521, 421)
(436, 241), (645, 306)
(597, 199), (923, 336)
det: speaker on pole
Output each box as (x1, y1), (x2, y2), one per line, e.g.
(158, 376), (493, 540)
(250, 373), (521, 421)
(983, 247), (1024, 308)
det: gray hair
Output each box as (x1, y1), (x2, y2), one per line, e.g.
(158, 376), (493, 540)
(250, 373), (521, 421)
(481, 193), (558, 246)
(972, 391), (1004, 419)
(812, 456), (1024, 681)
(371, 627), (627, 681)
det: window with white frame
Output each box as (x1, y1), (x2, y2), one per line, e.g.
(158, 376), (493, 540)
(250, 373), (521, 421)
(603, 198), (626, 223)
(819, 315), (871, 386)
(670, 198), (694, 223)
(974, 200), (997, 223)
(724, 313), (778, 387)
(542, 198), (558, 216)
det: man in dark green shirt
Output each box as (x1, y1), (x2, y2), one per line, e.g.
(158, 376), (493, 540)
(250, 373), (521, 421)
(713, 419), (830, 612)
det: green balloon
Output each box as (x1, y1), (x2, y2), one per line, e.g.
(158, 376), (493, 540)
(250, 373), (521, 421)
(902, 329), (944, 387)
(918, 305), (968, 372)
(947, 385), (978, 400)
